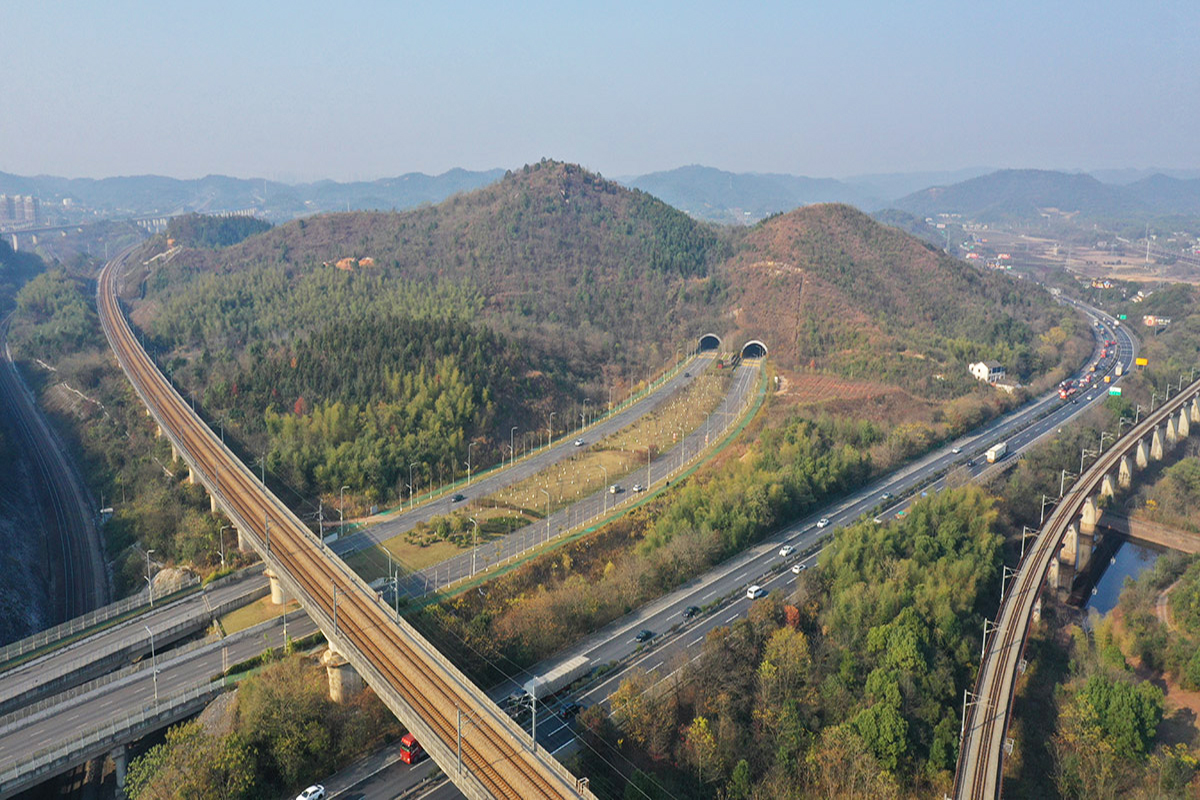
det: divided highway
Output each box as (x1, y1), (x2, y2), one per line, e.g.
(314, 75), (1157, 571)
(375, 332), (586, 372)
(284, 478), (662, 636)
(485, 300), (1135, 761)
(96, 249), (593, 800)
(334, 353), (716, 556)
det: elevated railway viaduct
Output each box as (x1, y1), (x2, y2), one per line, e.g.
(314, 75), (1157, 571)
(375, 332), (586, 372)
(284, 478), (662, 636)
(96, 249), (593, 800)
(955, 374), (1200, 799)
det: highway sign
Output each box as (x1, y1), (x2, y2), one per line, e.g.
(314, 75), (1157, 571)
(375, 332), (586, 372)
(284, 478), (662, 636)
(1118, 314), (1128, 320)
(1109, 387), (1122, 396)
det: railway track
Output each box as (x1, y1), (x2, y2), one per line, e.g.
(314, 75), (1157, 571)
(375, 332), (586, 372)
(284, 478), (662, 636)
(0, 313), (107, 620)
(97, 249), (590, 800)
(954, 375), (1200, 799)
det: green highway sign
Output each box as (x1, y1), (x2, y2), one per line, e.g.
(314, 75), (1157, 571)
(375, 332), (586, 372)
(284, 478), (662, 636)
(1118, 314), (1127, 320)
(1109, 387), (1122, 396)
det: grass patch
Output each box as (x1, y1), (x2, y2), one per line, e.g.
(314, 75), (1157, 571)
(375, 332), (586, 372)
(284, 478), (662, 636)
(220, 597), (300, 635)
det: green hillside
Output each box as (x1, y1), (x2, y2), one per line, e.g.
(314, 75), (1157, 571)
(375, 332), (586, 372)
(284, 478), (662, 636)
(129, 164), (1085, 503)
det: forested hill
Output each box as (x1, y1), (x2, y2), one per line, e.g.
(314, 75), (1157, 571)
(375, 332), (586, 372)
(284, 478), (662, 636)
(144, 160), (731, 364)
(723, 203), (1082, 394)
(129, 165), (1084, 501)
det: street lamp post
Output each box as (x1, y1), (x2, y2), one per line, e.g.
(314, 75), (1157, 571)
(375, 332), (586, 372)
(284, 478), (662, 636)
(540, 488), (550, 546)
(510, 427), (518, 468)
(145, 549), (156, 607)
(467, 442), (477, 487)
(470, 518), (479, 577)
(218, 525), (230, 567)
(409, 462), (418, 508)
(597, 465), (608, 514)
(583, 399), (590, 429)
(144, 624), (158, 704)
(339, 485), (350, 538)
(548, 413), (555, 451)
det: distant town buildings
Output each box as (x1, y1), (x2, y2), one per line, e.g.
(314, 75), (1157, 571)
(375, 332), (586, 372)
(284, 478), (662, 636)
(0, 195), (41, 226)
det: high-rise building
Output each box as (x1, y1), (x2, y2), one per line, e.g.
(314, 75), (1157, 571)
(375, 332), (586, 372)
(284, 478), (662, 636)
(0, 195), (13, 223)
(22, 196), (39, 224)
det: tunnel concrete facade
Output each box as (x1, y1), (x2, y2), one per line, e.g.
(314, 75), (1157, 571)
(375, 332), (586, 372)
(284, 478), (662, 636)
(698, 333), (722, 352)
(741, 339), (768, 359)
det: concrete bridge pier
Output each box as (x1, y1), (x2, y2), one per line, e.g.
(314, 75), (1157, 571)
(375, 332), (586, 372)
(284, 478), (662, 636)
(1048, 555), (1062, 591)
(187, 466), (196, 485)
(265, 569), (289, 605)
(1191, 396), (1200, 424)
(1136, 438), (1149, 468)
(1100, 473), (1116, 499)
(1179, 407), (1191, 438)
(1080, 498), (1099, 535)
(1151, 427), (1165, 461)
(1166, 416), (1179, 446)
(210, 493), (218, 513)
(1119, 455), (1133, 489)
(1059, 523), (1078, 568)
(236, 526), (251, 551)
(322, 648), (364, 702)
(112, 744), (128, 798)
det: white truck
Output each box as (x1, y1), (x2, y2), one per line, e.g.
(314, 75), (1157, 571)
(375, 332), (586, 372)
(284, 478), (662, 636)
(524, 655), (592, 701)
(986, 442), (1008, 463)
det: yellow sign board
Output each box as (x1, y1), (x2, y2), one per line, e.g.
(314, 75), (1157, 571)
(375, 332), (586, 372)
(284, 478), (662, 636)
(1136, 357), (1149, 366)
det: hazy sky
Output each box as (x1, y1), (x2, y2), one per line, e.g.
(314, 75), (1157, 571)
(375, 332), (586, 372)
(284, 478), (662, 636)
(3, 1), (1196, 181)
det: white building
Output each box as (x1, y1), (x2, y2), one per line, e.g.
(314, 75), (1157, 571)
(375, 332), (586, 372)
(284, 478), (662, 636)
(970, 361), (1006, 383)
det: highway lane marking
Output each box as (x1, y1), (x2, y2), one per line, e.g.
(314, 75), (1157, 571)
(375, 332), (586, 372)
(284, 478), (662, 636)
(724, 612), (739, 623)
(646, 663), (661, 673)
(689, 635), (705, 647)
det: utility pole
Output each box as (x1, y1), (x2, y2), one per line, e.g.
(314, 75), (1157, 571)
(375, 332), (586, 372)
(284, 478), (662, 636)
(510, 427), (518, 468)
(145, 549), (156, 607)
(145, 624), (158, 704)
(548, 412), (555, 451)
(540, 488), (550, 546)
(340, 485), (350, 538)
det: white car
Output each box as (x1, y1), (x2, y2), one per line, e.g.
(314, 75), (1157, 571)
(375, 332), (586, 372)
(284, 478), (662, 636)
(747, 585), (766, 599)
(297, 787), (326, 800)
(791, 563), (807, 574)
(778, 544), (795, 557)
(632, 484), (645, 493)
(816, 518), (830, 528)
(952, 447), (961, 454)
(574, 438), (585, 447)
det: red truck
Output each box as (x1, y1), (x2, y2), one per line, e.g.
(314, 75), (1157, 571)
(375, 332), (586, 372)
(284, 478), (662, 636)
(399, 733), (424, 765)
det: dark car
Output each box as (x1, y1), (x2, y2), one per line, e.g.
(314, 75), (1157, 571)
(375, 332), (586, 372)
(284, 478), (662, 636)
(635, 629), (655, 643)
(558, 701), (585, 720)
(683, 605), (701, 619)
(451, 494), (466, 502)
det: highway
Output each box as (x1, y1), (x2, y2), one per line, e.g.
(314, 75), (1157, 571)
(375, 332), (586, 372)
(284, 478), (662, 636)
(97, 248), (593, 799)
(396, 360), (761, 596)
(0, 314), (108, 620)
(0, 567), (266, 716)
(334, 353), (717, 557)
(313, 298), (1136, 799)
(0, 610), (316, 765)
(478, 299), (1136, 761)
(955, 371), (1197, 796)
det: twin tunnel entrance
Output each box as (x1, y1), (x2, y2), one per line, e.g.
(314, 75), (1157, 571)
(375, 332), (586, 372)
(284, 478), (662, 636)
(697, 333), (768, 360)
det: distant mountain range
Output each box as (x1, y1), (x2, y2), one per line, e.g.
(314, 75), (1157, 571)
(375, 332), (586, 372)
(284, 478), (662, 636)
(893, 169), (1200, 223)
(0, 168), (506, 222)
(3, 162), (1199, 229)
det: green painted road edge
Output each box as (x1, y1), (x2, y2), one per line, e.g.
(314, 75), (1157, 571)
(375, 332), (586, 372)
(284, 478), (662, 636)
(409, 363), (769, 608)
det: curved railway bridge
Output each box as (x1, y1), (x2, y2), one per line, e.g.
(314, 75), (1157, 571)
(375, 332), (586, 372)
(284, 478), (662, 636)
(954, 372), (1200, 799)
(97, 250), (593, 800)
